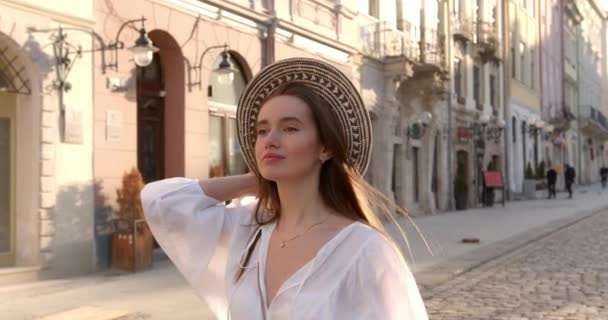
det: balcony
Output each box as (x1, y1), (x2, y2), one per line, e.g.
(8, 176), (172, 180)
(475, 20), (501, 63)
(452, 14), (475, 42)
(414, 27), (447, 75)
(360, 20), (417, 61)
(579, 105), (608, 139)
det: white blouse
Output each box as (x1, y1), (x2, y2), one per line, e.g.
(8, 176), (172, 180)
(141, 178), (428, 320)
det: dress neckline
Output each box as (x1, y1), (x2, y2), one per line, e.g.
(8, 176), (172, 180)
(258, 220), (363, 311)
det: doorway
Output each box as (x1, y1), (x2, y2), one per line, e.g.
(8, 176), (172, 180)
(0, 93), (15, 267)
(136, 52), (165, 184)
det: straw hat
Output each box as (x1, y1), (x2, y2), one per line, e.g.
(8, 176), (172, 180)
(237, 58), (372, 176)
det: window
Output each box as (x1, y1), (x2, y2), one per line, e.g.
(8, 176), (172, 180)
(208, 53), (248, 177)
(490, 75), (497, 115)
(521, 0), (526, 9)
(455, 58), (463, 100)
(359, 0), (379, 18)
(530, 0), (535, 16)
(473, 65), (481, 109)
(412, 146), (420, 202)
(530, 49), (535, 89)
(520, 42), (526, 82)
(511, 32), (516, 78)
(512, 116), (517, 143)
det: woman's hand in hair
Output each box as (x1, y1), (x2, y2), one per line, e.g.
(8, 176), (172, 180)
(199, 173), (259, 202)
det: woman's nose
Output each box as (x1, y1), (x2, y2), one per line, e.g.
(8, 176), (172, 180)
(262, 128), (280, 148)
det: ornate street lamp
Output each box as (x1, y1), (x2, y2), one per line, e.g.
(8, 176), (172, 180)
(185, 44), (235, 90)
(29, 17), (159, 92)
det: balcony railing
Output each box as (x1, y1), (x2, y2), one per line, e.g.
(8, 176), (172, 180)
(360, 21), (417, 60)
(580, 104), (608, 132)
(477, 20), (499, 47)
(417, 28), (446, 69)
(476, 20), (500, 62)
(452, 14), (475, 41)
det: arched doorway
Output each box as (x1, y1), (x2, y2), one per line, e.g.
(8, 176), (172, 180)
(136, 30), (185, 183)
(455, 150), (469, 209)
(0, 93), (16, 267)
(136, 52), (165, 183)
(207, 51), (249, 177)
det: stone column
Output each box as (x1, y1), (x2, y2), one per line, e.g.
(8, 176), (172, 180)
(370, 102), (399, 199)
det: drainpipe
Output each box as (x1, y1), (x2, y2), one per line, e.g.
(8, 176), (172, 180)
(502, 0), (512, 200)
(446, 0), (454, 210)
(576, 24), (582, 185)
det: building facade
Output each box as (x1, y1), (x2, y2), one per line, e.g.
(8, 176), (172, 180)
(574, 0), (608, 184)
(359, 0), (506, 214)
(539, 0), (566, 189)
(0, 0), (95, 282)
(505, 0), (543, 195)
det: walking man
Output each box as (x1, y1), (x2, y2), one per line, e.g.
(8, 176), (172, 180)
(564, 164), (576, 199)
(600, 166), (608, 188)
(546, 167), (557, 199)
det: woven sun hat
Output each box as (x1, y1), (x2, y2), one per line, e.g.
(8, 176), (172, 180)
(236, 57), (372, 176)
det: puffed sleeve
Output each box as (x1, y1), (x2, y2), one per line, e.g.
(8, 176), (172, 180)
(140, 177), (258, 317)
(341, 234), (429, 320)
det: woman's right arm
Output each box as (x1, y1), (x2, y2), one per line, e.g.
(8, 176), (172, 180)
(140, 174), (259, 291)
(198, 173), (258, 201)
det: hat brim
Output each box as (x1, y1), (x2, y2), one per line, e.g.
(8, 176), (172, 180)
(237, 58), (372, 176)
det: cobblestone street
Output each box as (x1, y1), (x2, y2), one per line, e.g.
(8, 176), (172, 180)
(422, 209), (608, 320)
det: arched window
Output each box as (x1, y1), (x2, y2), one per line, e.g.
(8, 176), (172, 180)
(207, 53), (248, 177)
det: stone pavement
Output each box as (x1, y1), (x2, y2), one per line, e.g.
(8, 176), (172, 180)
(391, 182), (608, 290)
(423, 207), (608, 320)
(1, 183), (607, 319)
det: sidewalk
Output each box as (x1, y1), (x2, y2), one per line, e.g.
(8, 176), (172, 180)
(1, 183), (607, 319)
(392, 182), (608, 289)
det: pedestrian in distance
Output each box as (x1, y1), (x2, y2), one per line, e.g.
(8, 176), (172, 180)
(600, 166), (608, 189)
(141, 58), (428, 320)
(564, 164), (576, 199)
(546, 166), (557, 199)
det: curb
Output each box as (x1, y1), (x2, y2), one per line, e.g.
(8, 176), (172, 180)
(414, 204), (608, 291)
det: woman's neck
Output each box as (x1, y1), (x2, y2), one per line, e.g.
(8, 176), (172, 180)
(275, 174), (329, 234)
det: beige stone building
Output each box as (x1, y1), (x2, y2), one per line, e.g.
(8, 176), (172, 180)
(573, 0), (608, 184)
(0, 0), (96, 282)
(505, 0), (543, 195)
(360, 0), (506, 213)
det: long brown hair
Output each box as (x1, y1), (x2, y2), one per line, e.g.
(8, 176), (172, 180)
(235, 81), (416, 281)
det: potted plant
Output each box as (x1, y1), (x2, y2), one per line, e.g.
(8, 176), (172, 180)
(535, 161), (546, 190)
(111, 168), (153, 272)
(454, 164), (469, 210)
(523, 162), (537, 199)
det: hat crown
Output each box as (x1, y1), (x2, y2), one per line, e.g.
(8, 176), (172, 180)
(237, 58), (372, 176)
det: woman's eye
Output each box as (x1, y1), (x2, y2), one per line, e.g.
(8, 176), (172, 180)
(284, 127), (299, 132)
(257, 129), (268, 136)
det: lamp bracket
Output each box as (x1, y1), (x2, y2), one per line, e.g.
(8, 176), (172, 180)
(185, 44), (228, 91)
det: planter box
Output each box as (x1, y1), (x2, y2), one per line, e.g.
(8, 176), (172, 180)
(111, 219), (153, 272)
(454, 192), (468, 210)
(522, 179), (537, 200)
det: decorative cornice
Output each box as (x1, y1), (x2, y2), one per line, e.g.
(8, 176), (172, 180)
(0, 0), (95, 28)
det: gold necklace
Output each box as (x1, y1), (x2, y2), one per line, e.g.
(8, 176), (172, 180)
(278, 215), (331, 248)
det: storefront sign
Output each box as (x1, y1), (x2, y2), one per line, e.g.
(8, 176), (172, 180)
(457, 127), (471, 143)
(484, 171), (504, 188)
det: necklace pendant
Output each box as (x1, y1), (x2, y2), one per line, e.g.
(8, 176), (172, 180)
(280, 242), (285, 248)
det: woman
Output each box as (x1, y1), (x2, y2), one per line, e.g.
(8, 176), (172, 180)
(141, 58), (428, 319)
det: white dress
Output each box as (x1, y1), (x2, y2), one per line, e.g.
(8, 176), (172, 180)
(141, 177), (428, 320)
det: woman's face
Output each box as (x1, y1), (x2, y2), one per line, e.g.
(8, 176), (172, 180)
(254, 95), (328, 182)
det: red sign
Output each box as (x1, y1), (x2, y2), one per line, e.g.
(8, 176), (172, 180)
(484, 171), (504, 188)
